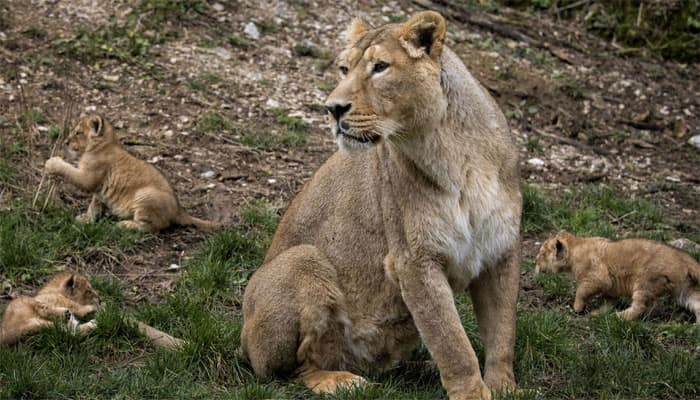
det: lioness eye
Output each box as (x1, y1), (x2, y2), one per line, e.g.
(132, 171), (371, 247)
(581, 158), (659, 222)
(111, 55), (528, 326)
(339, 66), (349, 75)
(372, 61), (389, 74)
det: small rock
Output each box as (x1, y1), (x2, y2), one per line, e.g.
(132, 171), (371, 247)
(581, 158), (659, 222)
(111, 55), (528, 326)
(527, 158), (545, 168)
(148, 156), (163, 164)
(266, 98), (280, 108)
(173, 155), (186, 161)
(267, 178), (277, 184)
(688, 135), (700, 150)
(163, 129), (174, 138)
(2, 280), (11, 295)
(103, 74), (119, 82)
(210, 47), (232, 61)
(211, 3), (224, 12)
(166, 264), (181, 272)
(200, 170), (217, 179)
(668, 238), (700, 252)
(244, 22), (260, 40)
(206, 183), (216, 189)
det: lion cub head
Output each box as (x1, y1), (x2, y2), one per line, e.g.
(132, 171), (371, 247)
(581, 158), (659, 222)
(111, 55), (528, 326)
(325, 11), (448, 151)
(535, 230), (573, 274)
(64, 114), (117, 159)
(43, 273), (101, 306)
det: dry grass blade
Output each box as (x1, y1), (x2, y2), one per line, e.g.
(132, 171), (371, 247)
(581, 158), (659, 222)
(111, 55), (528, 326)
(33, 96), (74, 210)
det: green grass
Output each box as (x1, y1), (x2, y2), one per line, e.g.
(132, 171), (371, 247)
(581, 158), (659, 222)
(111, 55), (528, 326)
(2, 185), (698, 399)
(197, 111), (232, 133)
(51, 0), (203, 66)
(0, 201), (149, 283)
(188, 72), (222, 92)
(240, 108), (310, 149)
(522, 183), (665, 237)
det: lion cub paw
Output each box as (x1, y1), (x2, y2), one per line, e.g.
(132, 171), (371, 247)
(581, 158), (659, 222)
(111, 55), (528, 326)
(78, 319), (97, 334)
(302, 370), (366, 395)
(117, 220), (147, 231)
(76, 213), (93, 224)
(44, 157), (65, 175)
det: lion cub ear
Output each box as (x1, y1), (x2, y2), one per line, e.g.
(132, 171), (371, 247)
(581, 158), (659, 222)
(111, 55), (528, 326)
(399, 11), (446, 62)
(64, 274), (76, 291)
(555, 239), (567, 260)
(88, 115), (104, 136)
(345, 18), (370, 45)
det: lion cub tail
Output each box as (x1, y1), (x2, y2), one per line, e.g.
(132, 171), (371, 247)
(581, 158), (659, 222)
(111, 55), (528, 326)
(176, 212), (222, 230)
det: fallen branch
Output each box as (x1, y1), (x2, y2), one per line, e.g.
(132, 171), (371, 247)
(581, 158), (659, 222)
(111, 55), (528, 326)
(534, 128), (611, 156)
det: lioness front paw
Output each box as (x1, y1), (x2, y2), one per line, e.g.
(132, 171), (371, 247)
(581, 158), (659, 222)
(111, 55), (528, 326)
(44, 157), (65, 175)
(450, 381), (492, 400)
(302, 370), (366, 395)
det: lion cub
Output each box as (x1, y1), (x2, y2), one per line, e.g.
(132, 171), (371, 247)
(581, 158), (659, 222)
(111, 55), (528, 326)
(45, 115), (220, 231)
(0, 273), (99, 345)
(536, 230), (700, 322)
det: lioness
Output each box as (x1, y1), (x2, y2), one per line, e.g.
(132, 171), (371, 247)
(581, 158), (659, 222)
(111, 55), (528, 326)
(0, 273), (99, 345)
(1, 273), (185, 349)
(241, 11), (521, 400)
(44, 115), (220, 232)
(536, 230), (700, 322)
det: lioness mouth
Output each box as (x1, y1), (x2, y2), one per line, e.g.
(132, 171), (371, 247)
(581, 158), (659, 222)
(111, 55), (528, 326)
(338, 131), (381, 144)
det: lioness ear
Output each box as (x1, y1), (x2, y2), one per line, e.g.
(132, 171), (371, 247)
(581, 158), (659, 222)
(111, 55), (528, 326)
(345, 18), (370, 45)
(399, 11), (446, 61)
(89, 115), (103, 136)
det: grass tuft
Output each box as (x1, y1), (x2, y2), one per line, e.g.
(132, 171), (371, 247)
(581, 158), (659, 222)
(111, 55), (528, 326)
(198, 111), (232, 133)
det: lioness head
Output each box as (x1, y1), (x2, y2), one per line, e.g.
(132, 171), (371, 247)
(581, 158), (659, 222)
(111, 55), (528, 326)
(50, 273), (101, 306)
(64, 114), (116, 159)
(535, 231), (572, 274)
(325, 11), (448, 151)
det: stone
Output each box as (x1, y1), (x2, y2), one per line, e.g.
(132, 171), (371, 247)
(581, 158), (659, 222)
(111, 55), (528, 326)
(668, 238), (700, 252)
(200, 170), (217, 179)
(244, 22), (260, 40)
(527, 158), (545, 168)
(688, 135), (700, 150)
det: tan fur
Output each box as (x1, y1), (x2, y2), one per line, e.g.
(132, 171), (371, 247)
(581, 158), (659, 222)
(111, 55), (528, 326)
(536, 230), (700, 321)
(44, 115), (220, 232)
(241, 11), (521, 400)
(0, 273), (99, 345)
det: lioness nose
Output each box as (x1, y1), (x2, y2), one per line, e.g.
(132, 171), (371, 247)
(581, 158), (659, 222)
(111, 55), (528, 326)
(325, 101), (351, 121)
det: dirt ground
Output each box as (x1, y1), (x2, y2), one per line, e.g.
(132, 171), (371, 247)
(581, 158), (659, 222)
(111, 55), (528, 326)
(1, 0), (699, 301)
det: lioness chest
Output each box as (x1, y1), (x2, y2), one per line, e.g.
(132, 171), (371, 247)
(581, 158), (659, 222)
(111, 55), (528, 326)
(416, 174), (519, 290)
